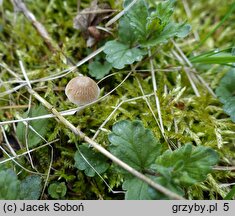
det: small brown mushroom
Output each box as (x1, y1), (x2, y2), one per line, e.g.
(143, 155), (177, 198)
(65, 76), (100, 106)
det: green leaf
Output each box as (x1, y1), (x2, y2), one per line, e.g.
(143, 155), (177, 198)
(124, 0), (149, 42)
(153, 144), (219, 185)
(216, 69), (235, 104)
(88, 61), (112, 79)
(108, 120), (161, 171)
(20, 175), (42, 200)
(118, 16), (137, 45)
(154, 0), (176, 26)
(121, 0), (190, 46)
(0, 169), (20, 199)
(104, 41), (146, 69)
(123, 176), (183, 200)
(48, 182), (67, 199)
(123, 177), (155, 200)
(74, 144), (109, 177)
(224, 185), (235, 200)
(16, 105), (49, 147)
(142, 22), (191, 47)
(223, 98), (235, 122)
(147, 176), (184, 200)
(215, 69), (235, 122)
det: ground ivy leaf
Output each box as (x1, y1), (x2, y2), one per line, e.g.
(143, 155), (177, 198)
(16, 105), (49, 147)
(20, 175), (42, 200)
(108, 120), (161, 171)
(0, 169), (20, 199)
(104, 41), (146, 69)
(74, 144), (109, 177)
(216, 69), (235, 104)
(153, 144), (219, 185)
(88, 61), (112, 79)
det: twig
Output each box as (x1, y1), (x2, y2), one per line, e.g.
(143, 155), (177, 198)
(0, 145), (43, 175)
(0, 139), (59, 164)
(148, 48), (165, 135)
(12, 0), (59, 52)
(1, 126), (17, 157)
(105, 0), (138, 27)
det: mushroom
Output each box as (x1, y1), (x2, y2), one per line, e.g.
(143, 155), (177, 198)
(65, 76), (100, 106)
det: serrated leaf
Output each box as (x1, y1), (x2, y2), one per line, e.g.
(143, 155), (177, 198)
(88, 61), (112, 79)
(108, 120), (161, 171)
(123, 177), (155, 200)
(74, 144), (109, 177)
(48, 182), (67, 199)
(20, 175), (42, 200)
(104, 41), (146, 69)
(118, 16), (137, 45)
(123, 176), (183, 200)
(153, 144), (219, 185)
(124, 0), (149, 42)
(142, 22), (191, 47)
(216, 69), (235, 104)
(223, 98), (235, 122)
(216, 69), (235, 122)
(0, 169), (20, 199)
(154, 0), (175, 26)
(16, 105), (49, 147)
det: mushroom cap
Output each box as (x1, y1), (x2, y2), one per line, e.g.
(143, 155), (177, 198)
(65, 76), (100, 105)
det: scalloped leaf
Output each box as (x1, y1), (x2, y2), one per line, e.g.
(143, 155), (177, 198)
(20, 175), (42, 200)
(152, 144), (219, 185)
(74, 144), (109, 177)
(104, 41), (146, 69)
(223, 98), (235, 122)
(108, 120), (161, 171)
(16, 105), (49, 147)
(216, 69), (235, 122)
(123, 176), (184, 200)
(0, 169), (20, 199)
(48, 182), (67, 199)
(88, 61), (112, 79)
(216, 69), (235, 104)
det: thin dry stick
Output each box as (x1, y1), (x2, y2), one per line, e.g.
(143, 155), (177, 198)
(0, 146), (44, 175)
(105, 0), (138, 27)
(172, 47), (200, 96)
(0, 71), (132, 126)
(184, 67), (200, 97)
(26, 86), (185, 200)
(148, 49), (165, 135)
(40, 145), (53, 199)
(77, 147), (124, 194)
(171, 39), (215, 97)
(20, 61), (36, 170)
(1, 126), (17, 157)
(92, 93), (155, 140)
(182, 0), (200, 41)
(0, 139), (59, 165)
(12, 0), (58, 52)
(135, 75), (169, 145)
